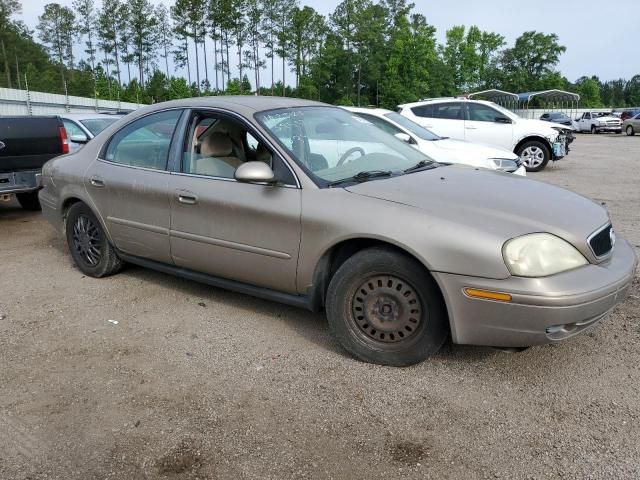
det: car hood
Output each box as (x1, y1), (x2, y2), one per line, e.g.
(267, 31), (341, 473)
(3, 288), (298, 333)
(427, 138), (518, 161)
(521, 118), (571, 132)
(345, 165), (609, 260)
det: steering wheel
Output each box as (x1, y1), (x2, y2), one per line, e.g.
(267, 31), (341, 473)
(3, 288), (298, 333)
(337, 147), (365, 166)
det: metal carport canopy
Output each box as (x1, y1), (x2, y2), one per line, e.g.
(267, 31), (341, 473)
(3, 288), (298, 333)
(467, 89), (519, 103)
(517, 90), (580, 103)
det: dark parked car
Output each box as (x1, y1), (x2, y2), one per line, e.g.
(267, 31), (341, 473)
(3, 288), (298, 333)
(0, 116), (68, 210)
(540, 112), (577, 130)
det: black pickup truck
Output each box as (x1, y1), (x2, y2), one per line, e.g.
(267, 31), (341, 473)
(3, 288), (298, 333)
(0, 116), (68, 210)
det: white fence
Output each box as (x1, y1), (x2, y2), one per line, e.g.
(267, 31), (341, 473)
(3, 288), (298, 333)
(0, 87), (142, 116)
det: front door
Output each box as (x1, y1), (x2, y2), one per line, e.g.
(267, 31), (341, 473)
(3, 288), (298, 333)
(85, 109), (184, 264)
(168, 110), (302, 294)
(463, 103), (514, 151)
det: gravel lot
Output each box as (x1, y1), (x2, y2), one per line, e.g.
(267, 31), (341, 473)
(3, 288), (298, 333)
(1, 134), (639, 480)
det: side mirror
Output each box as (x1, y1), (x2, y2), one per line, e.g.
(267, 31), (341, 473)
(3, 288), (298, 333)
(234, 161), (276, 184)
(494, 116), (512, 124)
(394, 132), (412, 143)
(69, 134), (88, 144)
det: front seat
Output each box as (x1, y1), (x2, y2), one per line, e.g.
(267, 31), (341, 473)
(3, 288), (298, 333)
(193, 132), (243, 177)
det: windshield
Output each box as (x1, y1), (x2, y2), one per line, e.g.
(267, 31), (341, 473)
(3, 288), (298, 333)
(80, 117), (119, 135)
(383, 112), (441, 141)
(256, 107), (432, 185)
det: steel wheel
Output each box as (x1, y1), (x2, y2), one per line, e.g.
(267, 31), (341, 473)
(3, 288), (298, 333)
(72, 214), (103, 266)
(351, 275), (422, 344)
(520, 145), (545, 169)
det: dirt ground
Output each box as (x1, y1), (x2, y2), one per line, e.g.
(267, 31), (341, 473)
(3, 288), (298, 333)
(1, 134), (639, 480)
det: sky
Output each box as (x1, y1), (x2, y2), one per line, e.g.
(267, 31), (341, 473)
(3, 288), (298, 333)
(17, 0), (640, 86)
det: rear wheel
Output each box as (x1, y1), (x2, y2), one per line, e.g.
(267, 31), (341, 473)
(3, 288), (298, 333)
(517, 140), (550, 172)
(65, 202), (123, 277)
(326, 247), (448, 366)
(627, 126), (635, 136)
(16, 191), (41, 211)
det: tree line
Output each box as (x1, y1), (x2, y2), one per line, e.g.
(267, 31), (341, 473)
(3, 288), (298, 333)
(0, 0), (639, 108)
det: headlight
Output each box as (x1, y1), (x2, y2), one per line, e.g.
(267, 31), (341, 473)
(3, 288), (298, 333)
(489, 158), (518, 172)
(598, 120), (606, 126)
(503, 233), (588, 277)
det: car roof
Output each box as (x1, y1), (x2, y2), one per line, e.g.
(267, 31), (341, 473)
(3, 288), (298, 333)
(130, 96), (328, 119)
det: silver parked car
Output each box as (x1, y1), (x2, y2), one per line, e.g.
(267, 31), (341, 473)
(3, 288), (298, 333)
(60, 113), (123, 152)
(39, 97), (637, 366)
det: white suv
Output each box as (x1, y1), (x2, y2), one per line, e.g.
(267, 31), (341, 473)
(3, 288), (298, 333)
(398, 98), (575, 172)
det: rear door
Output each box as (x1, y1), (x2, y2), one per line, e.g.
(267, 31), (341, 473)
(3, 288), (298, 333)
(414, 102), (465, 140)
(463, 103), (514, 150)
(168, 109), (302, 293)
(85, 109), (184, 264)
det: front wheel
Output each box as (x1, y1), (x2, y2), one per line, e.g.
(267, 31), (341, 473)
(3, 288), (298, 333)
(591, 125), (598, 134)
(626, 126), (635, 136)
(65, 202), (123, 277)
(517, 141), (550, 172)
(16, 191), (41, 211)
(326, 247), (448, 366)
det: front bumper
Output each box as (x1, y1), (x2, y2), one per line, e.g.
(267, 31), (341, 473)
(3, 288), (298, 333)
(434, 237), (637, 347)
(595, 125), (622, 132)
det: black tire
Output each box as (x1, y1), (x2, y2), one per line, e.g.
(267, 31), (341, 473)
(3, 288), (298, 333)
(326, 247), (448, 366)
(16, 191), (41, 211)
(627, 126), (635, 136)
(65, 202), (123, 277)
(591, 125), (598, 134)
(516, 140), (550, 172)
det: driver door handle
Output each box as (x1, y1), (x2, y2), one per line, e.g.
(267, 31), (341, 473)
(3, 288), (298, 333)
(465, 126), (478, 130)
(177, 192), (198, 205)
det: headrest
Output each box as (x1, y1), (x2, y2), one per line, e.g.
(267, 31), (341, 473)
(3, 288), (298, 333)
(200, 132), (233, 157)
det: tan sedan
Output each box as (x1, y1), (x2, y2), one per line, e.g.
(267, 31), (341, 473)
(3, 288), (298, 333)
(623, 112), (640, 136)
(39, 97), (637, 366)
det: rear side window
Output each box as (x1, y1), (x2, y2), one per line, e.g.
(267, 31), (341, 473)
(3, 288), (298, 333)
(411, 105), (434, 118)
(104, 110), (182, 170)
(432, 102), (463, 120)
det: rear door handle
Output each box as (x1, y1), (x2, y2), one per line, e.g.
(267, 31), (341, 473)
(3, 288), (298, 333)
(177, 193), (198, 205)
(90, 177), (105, 187)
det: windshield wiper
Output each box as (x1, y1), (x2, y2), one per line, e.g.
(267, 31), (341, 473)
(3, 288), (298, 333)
(403, 160), (438, 173)
(328, 170), (394, 187)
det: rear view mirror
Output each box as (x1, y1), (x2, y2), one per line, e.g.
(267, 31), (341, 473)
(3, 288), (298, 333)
(69, 134), (88, 144)
(394, 132), (412, 143)
(234, 161), (276, 184)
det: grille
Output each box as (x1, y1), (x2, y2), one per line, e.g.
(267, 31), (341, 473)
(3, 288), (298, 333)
(589, 225), (614, 257)
(607, 120), (621, 126)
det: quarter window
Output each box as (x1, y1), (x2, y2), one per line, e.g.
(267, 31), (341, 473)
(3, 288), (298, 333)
(411, 105), (434, 118)
(104, 110), (182, 170)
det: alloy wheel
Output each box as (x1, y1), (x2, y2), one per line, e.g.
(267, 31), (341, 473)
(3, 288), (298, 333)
(72, 214), (102, 266)
(520, 146), (545, 168)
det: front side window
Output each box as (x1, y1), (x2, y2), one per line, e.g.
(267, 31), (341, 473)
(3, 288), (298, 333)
(182, 111), (295, 185)
(256, 107), (430, 185)
(467, 103), (500, 122)
(104, 110), (181, 170)
(383, 112), (441, 141)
